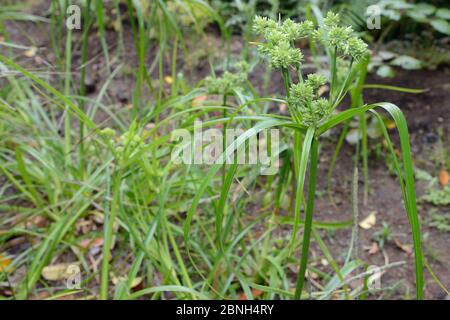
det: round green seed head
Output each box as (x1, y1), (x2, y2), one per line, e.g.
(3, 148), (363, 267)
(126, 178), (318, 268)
(306, 74), (327, 91)
(347, 37), (368, 61)
(323, 12), (340, 29)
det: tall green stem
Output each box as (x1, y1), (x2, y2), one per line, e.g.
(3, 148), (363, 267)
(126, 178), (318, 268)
(330, 47), (338, 101)
(101, 170), (122, 299)
(222, 94), (228, 183)
(295, 137), (319, 299)
(281, 68), (291, 98)
(79, 0), (91, 176)
(64, 24), (73, 167)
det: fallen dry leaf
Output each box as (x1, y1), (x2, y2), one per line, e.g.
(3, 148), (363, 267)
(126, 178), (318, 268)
(42, 263), (80, 281)
(111, 275), (143, 289)
(192, 95), (207, 107)
(34, 56), (44, 65)
(76, 217), (96, 235)
(394, 239), (412, 255)
(359, 212), (377, 230)
(29, 291), (51, 300)
(25, 215), (49, 229)
(386, 120), (396, 130)
(279, 103), (287, 113)
(0, 253), (12, 271)
(24, 46), (37, 58)
(306, 270), (319, 280)
(78, 237), (104, 250)
(238, 289), (263, 300)
(164, 75), (174, 85)
(365, 242), (380, 256)
(439, 169), (449, 186)
(348, 278), (365, 290)
(318, 85), (329, 97)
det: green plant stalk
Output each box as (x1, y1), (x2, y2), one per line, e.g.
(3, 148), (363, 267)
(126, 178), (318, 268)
(291, 130), (302, 211)
(78, 0), (92, 176)
(332, 59), (354, 108)
(130, 0), (146, 118)
(359, 112), (368, 205)
(64, 25), (73, 167)
(330, 47), (338, 101)
(216, 163), (237, 250)
(113, 0), (125, 56)
(15, 147), (42, 208)
(96, 0), (110, 74)
(0, 21), (13, 56)
(100, 170), (122, 300)
(49, 0), (62, 63)
(222, 94), (228, 184)
(281, 68), (291, 98)
(368, 108), (423, 299)
(290, 128), (315, 253)
(281, 68), (300, 124)
(163, 216), (195, 299)
(294, 136), (318, 299)
(170, 34), (179, 96)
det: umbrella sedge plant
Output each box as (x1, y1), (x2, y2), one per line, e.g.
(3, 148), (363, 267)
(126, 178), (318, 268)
(184, 12), (424, 299)
(0, 4), (426, 300)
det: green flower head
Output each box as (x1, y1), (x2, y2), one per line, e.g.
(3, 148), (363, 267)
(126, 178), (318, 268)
(328, 26), (353, 48)
(253, 15), (312, 69)
(305, 73), (327, 91)
(281, 19), (315, 41)
(288, 74), (331, 126)
(314, 11), (368, 61)
(323, 12), (340, 29)
(311, 98), (331, 117)
(253, 16), (278, 37)
(265, 41), (304, 69)
(346, 37), (368, 61)
(205, 61), (250, 95)
(100, 127), (116, 138)
(290, 82), (314, 104)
